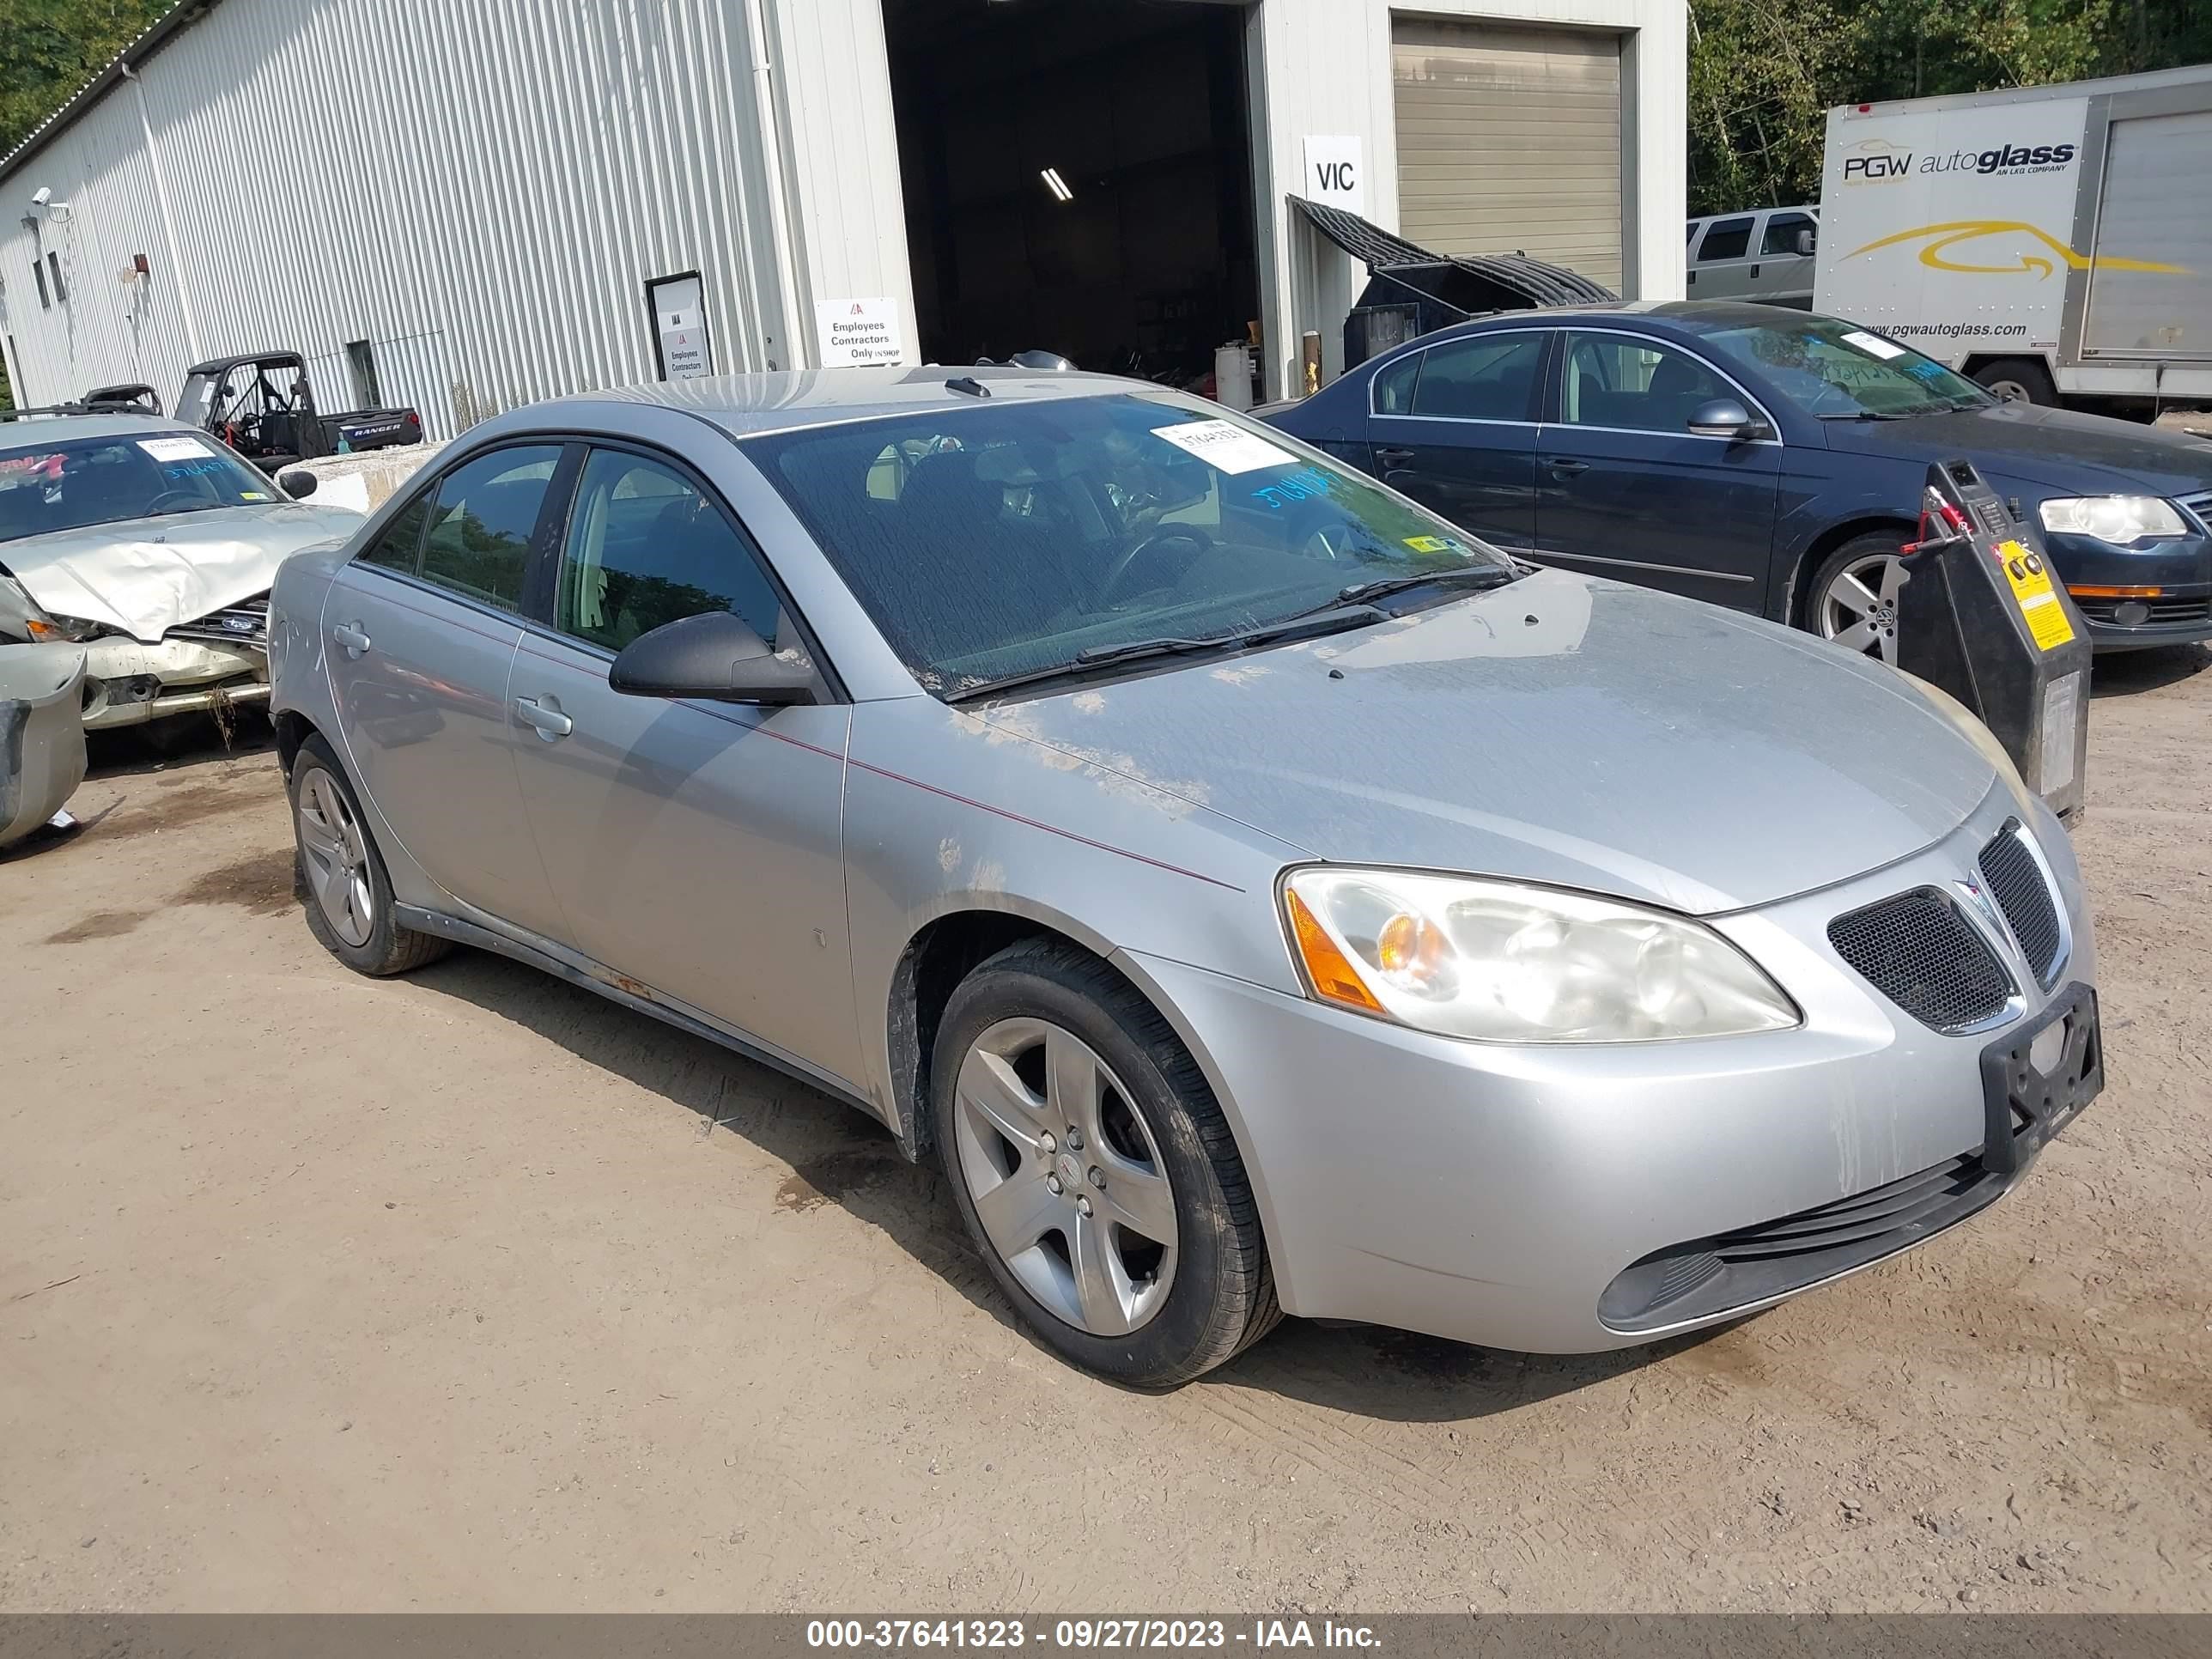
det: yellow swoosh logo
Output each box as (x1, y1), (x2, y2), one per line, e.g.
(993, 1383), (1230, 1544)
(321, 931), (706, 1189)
(1847, 220), (2185, 279)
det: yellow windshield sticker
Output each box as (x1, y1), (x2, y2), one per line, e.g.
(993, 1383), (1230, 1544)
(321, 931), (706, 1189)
(240, 490), (269, 501)
(1997, 541), (2075, 651)
(1403, 535), (1451, 554)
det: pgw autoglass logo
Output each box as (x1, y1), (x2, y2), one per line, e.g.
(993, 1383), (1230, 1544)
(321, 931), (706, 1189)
(1843, 140), (1914, 185)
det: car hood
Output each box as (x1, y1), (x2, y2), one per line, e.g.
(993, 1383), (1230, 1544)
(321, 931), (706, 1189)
(975, 570), (1998, 915)
(0, 503), (363, 642)
(1824, 401), (2212, 496)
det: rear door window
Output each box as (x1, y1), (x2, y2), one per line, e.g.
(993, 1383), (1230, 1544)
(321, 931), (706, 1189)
(1371, 351), (1423, 415)
(1407, 333), (1545, 422)
(1695, 217), (1754, 263)
(415, 446), (562, 612)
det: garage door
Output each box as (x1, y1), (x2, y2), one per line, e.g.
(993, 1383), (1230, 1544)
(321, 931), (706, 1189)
(1392, 20), (1623, 293)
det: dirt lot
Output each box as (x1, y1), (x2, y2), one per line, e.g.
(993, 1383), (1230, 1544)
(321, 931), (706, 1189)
(3, 653), (2209, 1614)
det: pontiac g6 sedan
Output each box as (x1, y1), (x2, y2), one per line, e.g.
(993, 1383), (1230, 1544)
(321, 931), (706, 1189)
(267, 368), (2101, 1387)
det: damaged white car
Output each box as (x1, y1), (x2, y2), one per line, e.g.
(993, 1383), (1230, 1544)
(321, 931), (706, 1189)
(0, 411), (362, 732)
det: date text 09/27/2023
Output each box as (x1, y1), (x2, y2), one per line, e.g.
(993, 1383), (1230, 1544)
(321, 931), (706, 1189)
(805, 1620), (1382, 1650)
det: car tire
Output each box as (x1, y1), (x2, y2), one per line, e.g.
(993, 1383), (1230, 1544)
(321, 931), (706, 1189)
(1971, 357), (2058, 407)
(931, 939), (1280, 1387)
(1807, 531), (1911, 665)
(288, 732), (449, 977)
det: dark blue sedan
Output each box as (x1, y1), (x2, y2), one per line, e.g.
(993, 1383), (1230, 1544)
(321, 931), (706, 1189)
(1263, 302), (2212, 657)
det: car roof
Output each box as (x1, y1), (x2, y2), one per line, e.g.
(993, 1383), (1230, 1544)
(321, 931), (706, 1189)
(0, 410), (196, 447)
(1401, 300), (1817, 349)
(185, 351), (303, 375)
(477, 364), (1150, 441)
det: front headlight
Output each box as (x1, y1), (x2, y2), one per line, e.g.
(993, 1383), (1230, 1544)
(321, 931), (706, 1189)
(23, 613), (106, 643)
(2038, 495), (2187, 542)
(1281, 867), (1800, 1043)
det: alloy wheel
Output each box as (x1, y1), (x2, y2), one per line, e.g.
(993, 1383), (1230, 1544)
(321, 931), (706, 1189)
(295, 768), (376, 948)
(950, 1016), (1179, 1336)
(1820, 552), (1907, 664)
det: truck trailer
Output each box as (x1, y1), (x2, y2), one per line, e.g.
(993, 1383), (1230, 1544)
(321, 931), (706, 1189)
(1813, 64), (2212, 413)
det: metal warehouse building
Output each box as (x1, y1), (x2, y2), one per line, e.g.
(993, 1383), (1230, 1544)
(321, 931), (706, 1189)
(0, 0), (1685, 437)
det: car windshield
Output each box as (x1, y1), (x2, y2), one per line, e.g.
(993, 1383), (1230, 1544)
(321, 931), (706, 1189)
(749, 392), (1514, 696)
(1699, 317), (1991, 418)
(0, 430), (276, 544)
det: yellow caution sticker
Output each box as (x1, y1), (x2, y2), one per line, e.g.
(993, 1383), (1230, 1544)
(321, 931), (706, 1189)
(1403, 535), (1452, 554)
(240, 490), (269, 501)
(1996, 540), (2075, 651)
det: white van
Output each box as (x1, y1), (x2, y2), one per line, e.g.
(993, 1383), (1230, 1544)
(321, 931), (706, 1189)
(1685, 206), (1820, 307)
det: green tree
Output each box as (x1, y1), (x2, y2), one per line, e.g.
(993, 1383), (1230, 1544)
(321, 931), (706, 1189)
(1688, 0), (2212, 215)
(0, 0), (172, 159)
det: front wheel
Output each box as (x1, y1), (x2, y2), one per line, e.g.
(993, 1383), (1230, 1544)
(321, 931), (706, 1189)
(1809, 532), (1910, 665)
(932, 940), (1279, 1387)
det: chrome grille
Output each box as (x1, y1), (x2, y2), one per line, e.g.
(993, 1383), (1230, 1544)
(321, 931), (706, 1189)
(167, 593), (270, 649)
(1978, 823), (2063, 988)
(1827, 888), (2014, 1032)
(2178, 490), (2212, 533)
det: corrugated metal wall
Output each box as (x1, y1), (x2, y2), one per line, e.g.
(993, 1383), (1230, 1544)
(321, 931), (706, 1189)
(0, 0), (888, 434)
(0, 0), (1684, 418)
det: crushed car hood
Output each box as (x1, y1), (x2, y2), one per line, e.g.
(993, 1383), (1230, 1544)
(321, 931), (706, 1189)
(975, 570), (1999, 915)
(1, 503), (362, 643)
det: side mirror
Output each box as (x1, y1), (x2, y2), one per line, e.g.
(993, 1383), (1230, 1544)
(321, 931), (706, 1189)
(1686, 398), (1768, 441)
(278, 470), (318, 499)
(1795, 227), (1817, 257)
(609, 609), (817, 707)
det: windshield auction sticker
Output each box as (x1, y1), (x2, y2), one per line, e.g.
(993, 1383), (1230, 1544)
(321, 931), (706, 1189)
(1841, 329), (1907, 360)
(137, 436), (212, 461)
(1152, 419), (1298, 475)
(1996, 540), (2076, 650)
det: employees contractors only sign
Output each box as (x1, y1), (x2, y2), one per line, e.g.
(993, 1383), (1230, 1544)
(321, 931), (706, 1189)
(816, 297), (905, 367)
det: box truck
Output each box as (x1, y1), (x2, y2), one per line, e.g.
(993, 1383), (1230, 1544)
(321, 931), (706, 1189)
(1813, 64), (2212, 412)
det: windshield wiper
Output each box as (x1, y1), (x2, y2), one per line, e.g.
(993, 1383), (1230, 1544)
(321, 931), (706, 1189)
(945, 604), (1385, 704)
(1333, 563), (1520, 606)
(1818, 408), (1937, 422)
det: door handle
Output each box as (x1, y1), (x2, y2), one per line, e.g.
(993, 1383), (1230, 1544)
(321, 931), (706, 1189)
(331, 622), (371, 657)
(1749, 262), (1762, 278)
(514, 696), (573, 740)
(1545, 458), (1590, 476)
(1374, 447), (1417, 466)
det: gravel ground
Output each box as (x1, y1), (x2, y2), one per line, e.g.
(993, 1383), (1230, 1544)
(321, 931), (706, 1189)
(2, 647), (2208, 1613)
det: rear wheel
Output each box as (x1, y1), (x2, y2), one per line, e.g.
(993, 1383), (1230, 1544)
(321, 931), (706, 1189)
(1809, 532), (1911, 665)
(289, 733), (449, 976)
(932, 939), (1279, 1387)
(1971, 357), (2058, 407)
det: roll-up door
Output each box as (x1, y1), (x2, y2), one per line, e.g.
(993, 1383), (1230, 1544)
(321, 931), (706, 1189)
(2082, 107), (2212, 361)
(1392, 20), (1623, 294)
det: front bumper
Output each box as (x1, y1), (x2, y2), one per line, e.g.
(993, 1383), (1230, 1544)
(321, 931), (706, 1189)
(2044, 527), (2212, 651)
(79, 635), (269, 730)
(1121, 787), (2098, 1354)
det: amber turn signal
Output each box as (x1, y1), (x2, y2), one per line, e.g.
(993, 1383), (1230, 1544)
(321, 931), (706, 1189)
(1285, 888), (1382, 1013)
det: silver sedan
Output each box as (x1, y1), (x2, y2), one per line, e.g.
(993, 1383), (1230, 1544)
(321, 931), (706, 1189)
(266, 368), (2101, 1386)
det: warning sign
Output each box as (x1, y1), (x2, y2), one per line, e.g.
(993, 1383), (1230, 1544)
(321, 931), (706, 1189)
(816, 297), (905, 368)
(1995, 539), (2076, 651)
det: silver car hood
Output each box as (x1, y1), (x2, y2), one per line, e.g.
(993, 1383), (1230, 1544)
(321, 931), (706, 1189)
(975, 569), (1998, 915)
(1, 503), (362, 642)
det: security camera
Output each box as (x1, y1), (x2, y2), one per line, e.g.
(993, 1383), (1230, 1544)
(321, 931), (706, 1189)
(30, 187), (51, 209)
